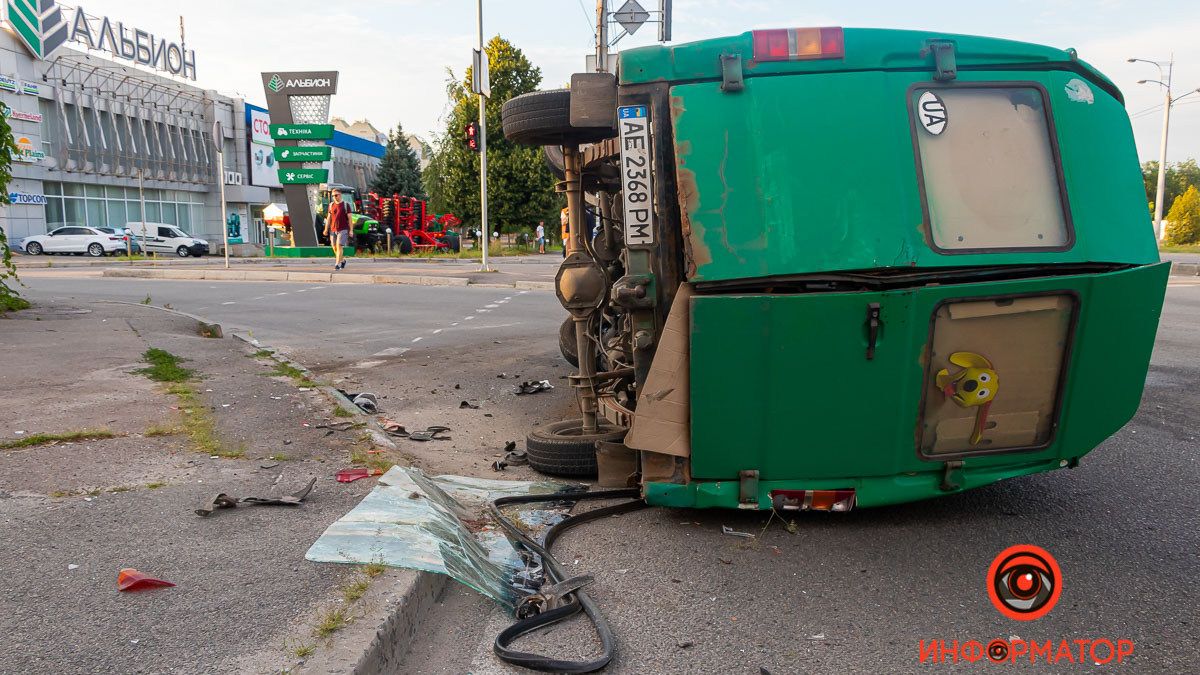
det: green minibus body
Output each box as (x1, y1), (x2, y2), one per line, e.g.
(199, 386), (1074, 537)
(614, 28), (1167, 510)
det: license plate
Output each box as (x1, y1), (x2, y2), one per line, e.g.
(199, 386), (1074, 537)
(617, 105), (655, 247)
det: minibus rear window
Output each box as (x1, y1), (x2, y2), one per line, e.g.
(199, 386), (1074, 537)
(912, 85), (1071, 252)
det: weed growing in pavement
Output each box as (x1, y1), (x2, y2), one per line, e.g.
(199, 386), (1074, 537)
(292, 644), (315, 658)
(136, 348), (193, 382)
(251, 349), (274, 359)
(0, 428), (116, 450)
(144, 423), (181, 437)
(312, 607), (349, 639)
(363, 559), (387, 579)
(332, 406), (354, 418)
(108, 486), (134, 493)
(269, 453), (290, 461)
(146, 481), (167, 490)
(136, 349), (245, 459)
(341, 578), (369, 603)
(266, 361), (320, 389)
(141, 294), (152, 304)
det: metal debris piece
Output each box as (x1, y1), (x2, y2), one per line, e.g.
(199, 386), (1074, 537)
(194, 477), (317, 517)
(491, 442), (527, 471)
(459, 400), (480, 409)
(514, 380), (554, 395)
(408, 426), (452, 442)
(721, 525), (755, 538)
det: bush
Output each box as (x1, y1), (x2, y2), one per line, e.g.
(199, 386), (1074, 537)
(1164, 185), (1200, 246)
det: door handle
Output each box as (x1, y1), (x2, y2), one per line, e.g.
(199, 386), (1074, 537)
(865, 303), (882, 360)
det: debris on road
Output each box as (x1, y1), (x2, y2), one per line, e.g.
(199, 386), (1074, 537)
(306, 467), (583, 609)
(194, 477), (317, 516)
(514, 380), (554, 395)
(491, 442), (526, 471)
(459, 400), (480, 409)
(335, 468), (385, 483)
(721, 525), (755, 538)
(314, 421), (359, 432)
(117, 568), (175, 592)
(408, 426), (451, 441)
(337, 389), (379, 414)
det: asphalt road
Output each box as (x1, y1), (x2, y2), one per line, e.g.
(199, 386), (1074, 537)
(18, 275), (1200, 674)
(19, 276), (564, 371)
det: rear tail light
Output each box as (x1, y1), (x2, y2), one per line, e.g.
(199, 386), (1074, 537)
(770, 489), (856, 512)
(109, 237), (122, 241)
(752, 27), (844, 62)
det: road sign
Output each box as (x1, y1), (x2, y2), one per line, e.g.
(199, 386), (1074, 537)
(472, 49), (491, 98)
(613, 0), (650, 35)
(274, 146), (332, 162)
(269, 124), (335, 140)
(278, 168), (329, 184)
(211, 121), (224, 153)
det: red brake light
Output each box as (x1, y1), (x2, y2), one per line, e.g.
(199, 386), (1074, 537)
(752, 27), (844, 62)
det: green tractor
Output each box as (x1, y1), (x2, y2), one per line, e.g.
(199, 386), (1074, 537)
(315, 184), (389, 253)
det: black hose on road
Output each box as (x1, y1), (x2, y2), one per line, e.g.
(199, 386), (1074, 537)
(490, 488), (646, 673)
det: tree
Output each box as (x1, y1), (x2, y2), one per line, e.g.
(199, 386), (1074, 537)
(1142, 159), (1200, 214)
(1164, 185), (1200, 246)
(0, 105), (29, 313)
(371, 124), (425, 199)
(425, 36), (562, 234)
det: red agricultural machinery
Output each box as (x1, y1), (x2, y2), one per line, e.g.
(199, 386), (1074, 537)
(363, 193), (462, 254)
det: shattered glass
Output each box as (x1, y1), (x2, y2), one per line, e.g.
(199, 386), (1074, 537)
(305, 467), (583, 609)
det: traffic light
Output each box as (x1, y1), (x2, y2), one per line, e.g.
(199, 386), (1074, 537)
(463, 122), (480, 152)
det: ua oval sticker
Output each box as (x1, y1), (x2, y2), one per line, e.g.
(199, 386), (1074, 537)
(917, 91), (948, 135)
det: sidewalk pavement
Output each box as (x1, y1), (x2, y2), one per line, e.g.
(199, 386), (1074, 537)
(0, 299), (426, 674)
(14, 255), (560, 290)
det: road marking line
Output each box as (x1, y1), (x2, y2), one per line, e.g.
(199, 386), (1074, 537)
(222, 301), (236, 305)
(197, 306), (209, 311)
(276, 292), (289, 296)
(464, 316), (475, 321)
(354, 360), (386, 369)
(518, 290), (529, 294)
(451, 322), (459, 326)
(297, 289), (307, 293)
(477, 309), (491, 313)
(486, 304), (500, 308)
(308, 286), (326, 290)
(432, 329), (443, 334)
(253, 297), (265, 301)
(412, 337), (423, 343)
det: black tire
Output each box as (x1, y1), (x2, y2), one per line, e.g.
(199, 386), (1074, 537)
(177, 246), (190, 258)
(559, 317), (579, 368)
(526, 419), (627, 477)
(501, 89), (614, 147)
(543, 145), (566, 179)
(87, 243), (105, 257)
(396, 234), (413, 255)
(25, 242), (42, 255)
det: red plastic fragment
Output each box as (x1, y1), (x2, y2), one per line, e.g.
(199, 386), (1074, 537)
(336, 468), (385, 483)
(117, 568), (176, 591)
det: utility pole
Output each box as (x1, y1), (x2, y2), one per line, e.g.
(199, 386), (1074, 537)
(476, 0), (490, 272)
(595, 0), (609, 72)
(138, 168), (148, 257)
(1129, 55), (1200, 241)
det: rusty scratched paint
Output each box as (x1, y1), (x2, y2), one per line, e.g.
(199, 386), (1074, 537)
(671, 94), (710, 279)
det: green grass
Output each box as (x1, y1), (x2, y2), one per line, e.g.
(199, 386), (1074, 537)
(136, 348), (193, 382)
(363, 561), (387, 579)
(115, 254), (154, 262)
(144, 423), (180, 437)
(108, 486), (134, 493)
(136, 352), (244, 459)
(146, 481), (167, 490)
(1160, 244), (1200, 254)
(341, 579), (369, 603)
(312, 607), (349, 639)
(292, 644), (315, 658)
(266, 361), (320, 388)
(1, 428), (116, 450)
(251, 349), (274, 358)
(332, 406), (354, 418)
(0, 294), (31, 313)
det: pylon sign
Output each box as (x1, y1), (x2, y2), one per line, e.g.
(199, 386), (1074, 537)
(260, 71), (339, 248)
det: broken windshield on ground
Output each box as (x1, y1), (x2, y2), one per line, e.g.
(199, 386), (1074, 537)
(305, 466), (584, 609)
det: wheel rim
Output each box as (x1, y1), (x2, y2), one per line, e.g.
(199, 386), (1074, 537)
(28, 243), (40, 254)
(178, 247), (188, 257)
(89, 244), (103, 256)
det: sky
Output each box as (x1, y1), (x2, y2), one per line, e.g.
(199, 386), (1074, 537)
(59, 0), (1200, 162)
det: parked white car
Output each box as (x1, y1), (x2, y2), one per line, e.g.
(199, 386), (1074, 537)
(126, 222), (210, 257)
(19, 226), (128, 257)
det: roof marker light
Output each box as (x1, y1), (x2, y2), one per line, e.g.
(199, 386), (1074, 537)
(752, 27), (845, 62)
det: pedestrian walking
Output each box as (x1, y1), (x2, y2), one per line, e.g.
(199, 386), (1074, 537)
(536, 221), (546, 254)
(560, 207), (569, 258)
(324, 189), (350, 270)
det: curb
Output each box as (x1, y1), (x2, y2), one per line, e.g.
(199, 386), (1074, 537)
(298, 571), (449, 675)
(99, 267), (554, 289)
(1173, 262), (1199, 276)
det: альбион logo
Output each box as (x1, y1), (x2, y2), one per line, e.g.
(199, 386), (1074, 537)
(268, 74), (284, 93)
(987, 544), (1062, 621)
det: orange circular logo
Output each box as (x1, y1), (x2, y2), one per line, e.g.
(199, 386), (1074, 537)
(987, 545), (1062, 621)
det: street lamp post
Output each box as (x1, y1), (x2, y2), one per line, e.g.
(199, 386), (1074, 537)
(1128, 57), (1200, 241)
(476, 0), (490, 272)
